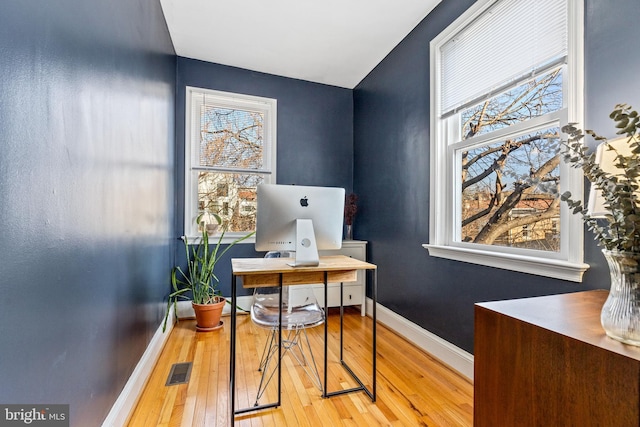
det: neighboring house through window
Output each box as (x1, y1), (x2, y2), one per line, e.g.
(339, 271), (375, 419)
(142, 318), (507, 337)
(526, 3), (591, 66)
(426, 0), (588, 281)
(184, 87), (276, 241)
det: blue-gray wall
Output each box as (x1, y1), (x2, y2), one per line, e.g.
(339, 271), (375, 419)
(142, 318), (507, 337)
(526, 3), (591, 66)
(2, 0), (636, 424)
(0, 1), (176, 425)
(175, 58), (354, 296)
(353, 0), (640, 353)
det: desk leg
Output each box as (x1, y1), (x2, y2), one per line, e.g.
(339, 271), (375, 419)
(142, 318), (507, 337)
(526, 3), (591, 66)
(340, 281), (344, 362)
(323, 268), (376, 402)
(277, 275), (283, 407)
(323, 271), (328, 398)
(372, 268), (377, 401)
(232, 275), (284, 417)
(230, 274), (237, 423)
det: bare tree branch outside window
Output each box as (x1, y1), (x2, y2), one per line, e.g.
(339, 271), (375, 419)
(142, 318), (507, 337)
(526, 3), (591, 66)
(459, 69), (562, 251)
(198, 107), (265, 233)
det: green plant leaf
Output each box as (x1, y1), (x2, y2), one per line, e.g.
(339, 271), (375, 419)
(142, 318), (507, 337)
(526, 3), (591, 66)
(560, 103), (640, 252)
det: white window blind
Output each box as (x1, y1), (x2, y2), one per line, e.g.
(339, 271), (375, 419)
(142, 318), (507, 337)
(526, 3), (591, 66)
(439, 0), (568, 117)
(189, 91), (274, 175)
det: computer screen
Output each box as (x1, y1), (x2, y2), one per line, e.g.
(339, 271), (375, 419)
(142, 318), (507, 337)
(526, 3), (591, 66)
(255, 184), (345, 267)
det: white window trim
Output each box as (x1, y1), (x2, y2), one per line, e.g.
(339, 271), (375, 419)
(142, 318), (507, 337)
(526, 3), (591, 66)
(184, 86), (277, 243)
(425, 0), (588, 282)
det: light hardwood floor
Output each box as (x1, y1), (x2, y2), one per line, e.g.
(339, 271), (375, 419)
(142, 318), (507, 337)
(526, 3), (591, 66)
(128, 307), (473, 426)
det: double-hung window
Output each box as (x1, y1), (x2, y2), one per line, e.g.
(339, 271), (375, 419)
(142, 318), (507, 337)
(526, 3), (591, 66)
(426, 0), (588, 281)
(184, 87), (276, 241)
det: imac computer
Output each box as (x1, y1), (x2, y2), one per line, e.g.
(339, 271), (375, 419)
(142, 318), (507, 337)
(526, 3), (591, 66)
(255, 184), (345, 267)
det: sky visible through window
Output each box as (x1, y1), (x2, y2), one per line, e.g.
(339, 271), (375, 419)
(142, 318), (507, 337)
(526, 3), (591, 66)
(458, 69), (563, 251)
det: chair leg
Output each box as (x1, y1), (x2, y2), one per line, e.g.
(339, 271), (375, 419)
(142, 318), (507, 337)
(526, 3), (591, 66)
(287, 327), (322, 391)
(254, 329), (280, 405)
(257, 328), (278, 373)
(254, 326), (323, 406)
(254, 329), (296, 405)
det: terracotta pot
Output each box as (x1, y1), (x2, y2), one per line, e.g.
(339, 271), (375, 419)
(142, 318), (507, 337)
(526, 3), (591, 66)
(192, 298), (225, 332)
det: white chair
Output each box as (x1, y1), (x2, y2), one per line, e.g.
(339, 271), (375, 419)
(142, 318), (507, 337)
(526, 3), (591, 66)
(250, 251), (325, 406)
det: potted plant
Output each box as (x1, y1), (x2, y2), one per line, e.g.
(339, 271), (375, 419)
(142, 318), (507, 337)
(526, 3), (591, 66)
(163, 214), (254, 332)
(560, 103), (640, 345)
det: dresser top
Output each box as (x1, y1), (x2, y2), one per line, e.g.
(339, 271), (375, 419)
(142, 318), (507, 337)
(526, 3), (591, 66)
(476, 290), (640, 360)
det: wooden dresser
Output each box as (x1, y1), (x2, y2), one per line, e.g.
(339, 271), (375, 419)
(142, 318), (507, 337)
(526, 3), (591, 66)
(474, 290), (640, 426)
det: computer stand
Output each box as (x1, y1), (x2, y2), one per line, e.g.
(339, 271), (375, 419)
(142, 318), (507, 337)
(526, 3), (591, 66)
(288, 218), (320, 267)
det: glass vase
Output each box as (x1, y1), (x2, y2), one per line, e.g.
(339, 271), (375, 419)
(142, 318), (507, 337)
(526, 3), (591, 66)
(601, 249), (640, 346)
(345, 224), (353, 240)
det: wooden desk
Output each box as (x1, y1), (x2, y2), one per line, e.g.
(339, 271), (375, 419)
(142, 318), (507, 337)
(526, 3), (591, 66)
(230, 255), (378, 420)
(474, 290), (640, 426)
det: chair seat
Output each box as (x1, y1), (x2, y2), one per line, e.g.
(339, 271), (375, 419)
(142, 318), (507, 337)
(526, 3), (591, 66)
(251, 297), (324, 329)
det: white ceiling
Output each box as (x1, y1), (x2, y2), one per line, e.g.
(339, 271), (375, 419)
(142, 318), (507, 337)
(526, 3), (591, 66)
(160, 0), (442, 89)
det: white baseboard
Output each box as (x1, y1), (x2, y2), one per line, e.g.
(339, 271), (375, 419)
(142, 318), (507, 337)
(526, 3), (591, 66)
(101, 305), (176, 427)
(366, 298), (474, 381)
(175, 296), (254, 319)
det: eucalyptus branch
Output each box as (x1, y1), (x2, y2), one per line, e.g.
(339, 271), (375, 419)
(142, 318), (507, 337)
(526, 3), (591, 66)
(560, 103), (640, 253)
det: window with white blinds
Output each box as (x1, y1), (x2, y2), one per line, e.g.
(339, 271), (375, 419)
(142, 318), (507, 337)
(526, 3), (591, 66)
(439, 0), (568, 117)
(184, 87), (276, 240)
(426, 0), (588, 282)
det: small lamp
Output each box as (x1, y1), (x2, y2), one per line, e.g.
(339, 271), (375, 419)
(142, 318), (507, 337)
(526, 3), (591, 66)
(586, 136), (637, 217)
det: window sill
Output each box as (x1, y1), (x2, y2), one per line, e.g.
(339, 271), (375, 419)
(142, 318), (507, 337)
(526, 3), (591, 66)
(181, 235), (256, 245)
(423, 244), (589, 283)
